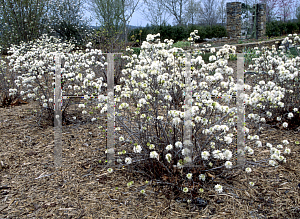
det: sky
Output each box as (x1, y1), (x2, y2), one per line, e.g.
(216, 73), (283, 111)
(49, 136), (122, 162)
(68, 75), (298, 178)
(83, 3), (150, 27)
(82, 0), (299, 28)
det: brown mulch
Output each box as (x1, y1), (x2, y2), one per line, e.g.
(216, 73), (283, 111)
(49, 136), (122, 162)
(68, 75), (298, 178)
(0, 100), (299, 218)
(0, 60), (300, 218)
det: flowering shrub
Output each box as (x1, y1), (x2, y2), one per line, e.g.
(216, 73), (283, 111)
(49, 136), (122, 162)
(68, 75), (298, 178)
(96, 32), (293, 199)
(3, 34), (106, 125)
(245, 34), (300, 128)
(1, 30), (297, 201)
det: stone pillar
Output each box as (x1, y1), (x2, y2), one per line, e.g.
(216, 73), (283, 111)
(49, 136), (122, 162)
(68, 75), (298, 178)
(226, 2), (242, 39)
(255, 3), (266, 39)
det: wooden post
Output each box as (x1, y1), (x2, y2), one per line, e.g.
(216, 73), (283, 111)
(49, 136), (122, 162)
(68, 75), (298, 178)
(183, 52), (193, 166)
(237, 53), (245, 166)
(54, 54), (62, 168)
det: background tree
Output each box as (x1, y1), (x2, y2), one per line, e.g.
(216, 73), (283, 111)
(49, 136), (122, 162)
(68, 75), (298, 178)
(88, 0), (124, 37)
(198, 0), (219, 27)
(141, 0), (170, 26)
(119, 0), (140, 44)
(159, 0), (187, 26)
(217, 0), (227, 26)
(88, 0), (139, 45)
(46, 0), (91, 46)
(297, 6), (300, 22)
(259, 0), (278, 22)
(294, 1), (300, 22)
(0, 0), (51, 53)
(276, 0), (294, 22)
(183, 0), (201, 26)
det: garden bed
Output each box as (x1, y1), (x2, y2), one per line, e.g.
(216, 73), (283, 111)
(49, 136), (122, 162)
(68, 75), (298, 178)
(0, 98), (300, 218)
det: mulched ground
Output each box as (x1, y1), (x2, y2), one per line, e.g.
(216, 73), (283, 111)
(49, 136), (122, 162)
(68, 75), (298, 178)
(1, 59), (300, 218)
(0, 99), (300, 219)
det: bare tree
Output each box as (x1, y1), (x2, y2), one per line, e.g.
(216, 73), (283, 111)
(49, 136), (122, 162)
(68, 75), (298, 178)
(88, 0), (139, 42)
(259, 0), (279, 22)
(46, 0), (91, 44)
(0, 0), (51, 50)
(198, 0), (219, 26)
(217, 0), (227, 26)
(141, 0), (170, 26)
(184, 0), (202, 26)
(276, 0), (294, 22)
(159, 0), (187, 26)
(296, 4), (300, 22)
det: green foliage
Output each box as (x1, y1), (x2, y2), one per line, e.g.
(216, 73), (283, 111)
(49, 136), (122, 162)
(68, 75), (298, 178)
(132, 47), (141, 55)
(229, 54), (237, 61)
(129, 24), (227, 44)
(83, 27), (126, 53)
(266, 21), (299, 37)
(172, 41), (191, 49)
(200, 52), (215, 64)
(286, 22), (299, 34)
(289, 47), (300, 57)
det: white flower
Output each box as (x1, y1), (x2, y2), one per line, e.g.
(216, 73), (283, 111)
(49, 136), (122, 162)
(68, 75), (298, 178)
(82, 110), (87, 114)
(215, 184), (223, 193)
(293, 108), (298, 112)
(213, 150), (224, 160)
(133, 145), (142, 153)
(125, 157), (132, 164)
(282, 140), (289, 145)
(184, 156), (192, 163)
(288, 112), (293, 118)
(248, 148), (254, 155)
(166, 144), (173, 151)
(119, 136), (124, 141)
(224, 161), (232, 169)
(245, 167), (252, 173)
(266, 143), (272, 148)
(157, 116), (163, 120)
(183, 187), (189, 193)
(164, 95), (172, 101)
(224, 136), (232, 144)
(182, 148), (190, 156)
(43, 103), (47, 107)
(175, 141), (183, 148)
(249, 182), (255, 186)
(201, 151), (210, 160)
(165, 153), (172, 163)
(277, 144), (283, 149)
(283, 122), (288, 128)
(199, 174), (206, 181)
(138, 98), (147, 105)
(256, 141), (262, 147)
(91, 117), (97, 122)
(107, 168), (113, 173)
(150, 151), (159, 160)
(269, 159), (277, 166)
(186, 173), (192, 180)
(223, 150), (232, 160)
(146, 143), (154, 150)
(172, 117), (181, 126)
(284, 148), (291, 154)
